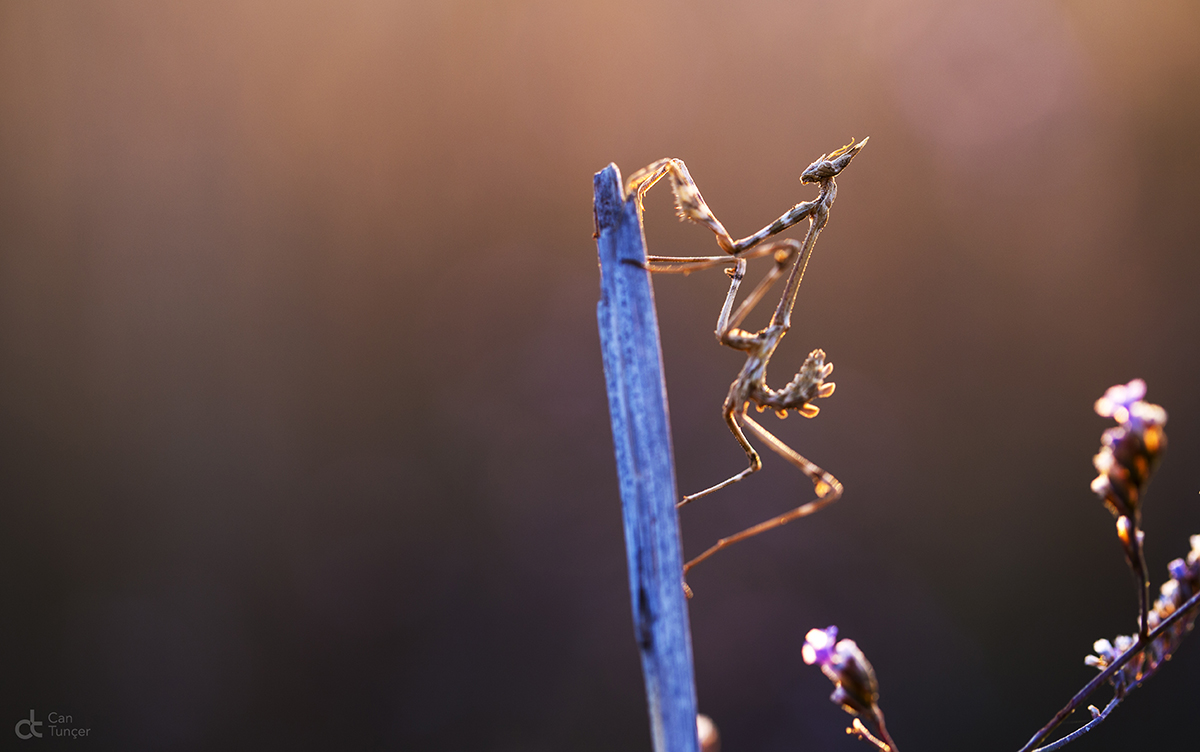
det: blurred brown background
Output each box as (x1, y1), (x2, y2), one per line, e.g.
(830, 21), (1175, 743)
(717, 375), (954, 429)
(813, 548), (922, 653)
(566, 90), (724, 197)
(2, 1), (1199, 750)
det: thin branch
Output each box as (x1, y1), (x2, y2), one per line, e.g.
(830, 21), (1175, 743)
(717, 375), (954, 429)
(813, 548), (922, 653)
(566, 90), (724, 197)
(1138, 566), (1150, 640)
(848, 718), (892, 752)
(1030, 698), (1120, 752)
(1017, 588), (1200, 752)
(1127, 521), (1151, 640)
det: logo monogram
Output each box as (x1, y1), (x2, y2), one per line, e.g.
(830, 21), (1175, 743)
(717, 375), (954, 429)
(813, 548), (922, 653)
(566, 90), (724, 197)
(14, 710), (42, 739)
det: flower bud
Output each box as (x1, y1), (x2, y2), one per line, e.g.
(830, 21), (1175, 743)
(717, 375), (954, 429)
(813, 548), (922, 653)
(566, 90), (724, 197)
(803, 626), (889, 742)
(1090, 380), (1167, 521)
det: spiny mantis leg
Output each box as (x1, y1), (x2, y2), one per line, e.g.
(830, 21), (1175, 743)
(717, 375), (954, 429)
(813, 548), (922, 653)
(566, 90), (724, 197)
(625, 157), (823, 255)
(682, 413), (843, 574)
(625, 137), (866, 259)
(642, 193), (828, 332)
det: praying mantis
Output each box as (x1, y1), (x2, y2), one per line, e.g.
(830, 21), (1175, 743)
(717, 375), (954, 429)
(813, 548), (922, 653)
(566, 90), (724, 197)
(624, 138), (868, 584)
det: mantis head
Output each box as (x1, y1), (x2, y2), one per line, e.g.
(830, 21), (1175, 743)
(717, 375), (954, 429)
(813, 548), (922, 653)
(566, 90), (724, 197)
(800, 137), (869, 184)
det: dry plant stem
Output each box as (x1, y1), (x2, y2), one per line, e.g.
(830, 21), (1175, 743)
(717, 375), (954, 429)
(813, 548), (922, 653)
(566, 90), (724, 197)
(1135, 568), (1150, 640)
(594, 163), (700, 752)
(1016, 587), (1200, 752)
(1131, 526), (1150, 639)
(851, 710), (900, 752)
(849, 718), (892, 752)
(1030, 698), (1119, 752)
(877, 718), (899, 752)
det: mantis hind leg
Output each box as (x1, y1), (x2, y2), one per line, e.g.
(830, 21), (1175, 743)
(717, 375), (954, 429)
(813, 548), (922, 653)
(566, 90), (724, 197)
(682, 414), (842, 574)
(676, 401), (761, 509)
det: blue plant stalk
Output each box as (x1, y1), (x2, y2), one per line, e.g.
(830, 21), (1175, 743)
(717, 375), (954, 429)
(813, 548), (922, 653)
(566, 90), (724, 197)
(594, 163), (700, 752)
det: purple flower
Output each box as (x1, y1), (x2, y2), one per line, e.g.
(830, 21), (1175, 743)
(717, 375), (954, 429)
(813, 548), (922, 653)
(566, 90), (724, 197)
(803, 625), (893, 747)
(802, 625), (877, 706)
(1084, 635), (1135, 670)
(802, 626), (839, 667)
(1168, 558), (1189, 582)
(1094, 379), (1146, 422)
(1094, 378), (1167, 428)
(1085, 634), (1145, 694)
